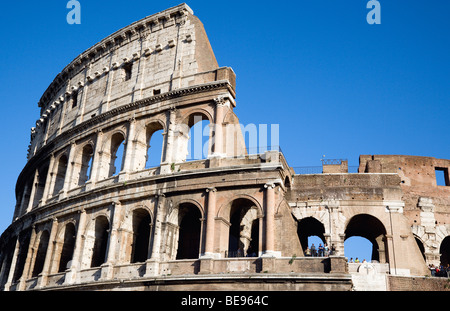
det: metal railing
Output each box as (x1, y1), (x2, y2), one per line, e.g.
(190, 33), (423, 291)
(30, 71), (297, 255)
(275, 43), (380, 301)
(292, 166), (359, 175)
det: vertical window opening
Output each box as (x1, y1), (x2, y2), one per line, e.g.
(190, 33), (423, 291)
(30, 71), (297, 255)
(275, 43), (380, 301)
(124, 63), (133, 81)
(435, 167), (449, 186)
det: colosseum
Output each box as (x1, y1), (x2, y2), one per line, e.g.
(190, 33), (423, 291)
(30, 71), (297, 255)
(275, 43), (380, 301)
(0, 3), (449, 292)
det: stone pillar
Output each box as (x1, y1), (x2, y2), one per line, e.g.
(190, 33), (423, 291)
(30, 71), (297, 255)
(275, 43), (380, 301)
(121, 117), (136, 175)
(145, 194), (166, 277)
(39, 218), (58, 288)
(89, 129), (103, 184)
(18, 227), (38, 291)
(203, 187), (217, 257)
(65, 209), (87, 285)
(61, 142), (76, 198)
(211, 96), (227, 158)
(263, 183), (275, 256)
(42, 153), (56, 204)
(4, 238), (21, 291)
(26, 170), (39, 212)
(160, 109), (176, 174)
(101, 201), (122, 280)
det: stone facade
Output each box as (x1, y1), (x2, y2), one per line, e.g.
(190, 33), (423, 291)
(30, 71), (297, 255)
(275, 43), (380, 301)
(0, 4), (449, 291)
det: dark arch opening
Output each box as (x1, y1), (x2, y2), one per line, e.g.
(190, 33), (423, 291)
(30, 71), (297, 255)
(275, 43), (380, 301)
(344, 214), (387, 263)
(415, 236), (426, 261)
(32, 230), (50, 277)
(440, 236), (450, 267)
(227, 198), (260, 257)
(58, 223), (76, 272)
(78, 144), (94, 185)
(91, 216), (110, 268)
(297, 217), (326, 253)
(131, 209), (152, 263)
(53, 155), (68, 195)
(109, 133), (126, 177)
(176, 203), (202, 260)
(12, 229), (31, 282)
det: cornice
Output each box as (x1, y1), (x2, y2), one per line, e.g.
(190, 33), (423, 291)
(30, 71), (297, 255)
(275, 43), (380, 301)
(18, 80), (234, 186)
(37, 3), (193, 110)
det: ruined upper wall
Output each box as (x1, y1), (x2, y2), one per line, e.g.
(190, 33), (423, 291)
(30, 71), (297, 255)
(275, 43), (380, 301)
(28, 3), (234, 160)
(359, 155), (450, 188)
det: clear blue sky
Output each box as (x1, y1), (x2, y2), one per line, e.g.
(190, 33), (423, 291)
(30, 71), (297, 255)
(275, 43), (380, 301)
(0, 1), (449, 262)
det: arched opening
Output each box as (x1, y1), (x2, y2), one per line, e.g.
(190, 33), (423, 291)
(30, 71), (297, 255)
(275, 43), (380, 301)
(440, 236), (450, 266)
(344, 214), (387, 263)
(0, 237), (17, 288)
(297, 217), (326, 254)
(187, 117), (211, 161)
(145, 124), (164, 169)
(170, 113), (211, 163)
(12, 229), (31, 282)
(78, 144), (94, 185)
(227, 199), (260, 257)
(131, 209), (152, 263)
(108, 133), (125, 177)
(32, 230), (50, 277)
(58, 223), (76, 272)
(176, 203), (202, 260)
(53, 155), (68, 195)
(32, 163), (49, 208)
(90, 216), (110, 268)
(414, 236), (426, 261)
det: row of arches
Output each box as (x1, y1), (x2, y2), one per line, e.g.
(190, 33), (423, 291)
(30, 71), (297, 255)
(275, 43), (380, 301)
(0, 196), (264, 288)
(15, 115), (215, 219)
(298, 214), (450, 266)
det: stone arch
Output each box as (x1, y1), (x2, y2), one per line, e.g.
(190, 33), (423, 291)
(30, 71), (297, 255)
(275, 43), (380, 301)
(217, 194), (263, 219)
(81, 214), (110, 269)
(52, 153), (69, 196)
(11, 229), (31, 283)
(218, 196), (262, 257)
(131, 119), (166, 171)
(130, 207), (153, 263)
(413, 234), (426, 262)
(32, 229), (50, 277)
(175, 202), (203, 260)
(344, 214), (388, 263)
(440, 236), (450, 266)
(31, 161), (50, 208)
(75, 142), (95, 186)
(144, 121), (165, 169)
(173, 109), (213, 163)
(296, 216), (326, 253)
(107, 131), (126, 177)
(56, 222), (77, 273)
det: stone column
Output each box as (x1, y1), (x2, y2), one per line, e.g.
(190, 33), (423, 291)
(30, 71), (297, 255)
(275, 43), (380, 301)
(89, 129), (103, 184)
(65, 209), (87, 284)
(61, 142), (76, 198)
(160, 109), (176, 174)
(101, 201), (122, 280)
(26, 170), (39, 212)
(18, 227), (37, 291)
(211, 97), (227, 158)
(203, 187), (217, 257)
(121, 117), (136, 175)
(4, 238), (21, 291)
(263, 183), (275, 256)
(39, 218), (58, 288)
(41, 153), (56, 205)
(145, 194), (166, 277)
